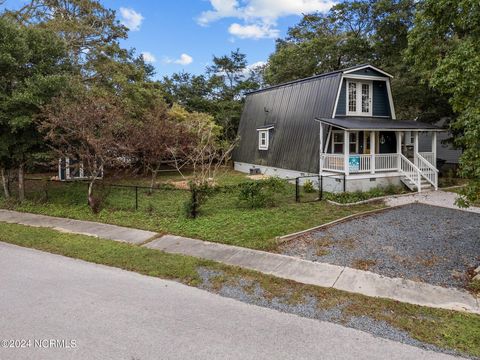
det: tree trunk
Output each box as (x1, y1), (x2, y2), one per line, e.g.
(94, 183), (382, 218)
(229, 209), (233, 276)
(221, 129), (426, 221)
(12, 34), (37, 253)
(18, 164), (25, 202)
(149, 169), (158, 193)
(87, 178), (95, 207)
(1, 167), (10, 199)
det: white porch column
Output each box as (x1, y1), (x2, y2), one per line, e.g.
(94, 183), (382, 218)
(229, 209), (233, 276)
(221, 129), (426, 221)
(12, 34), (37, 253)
(370, 131), (375, 174)
(344, 130), (350, 176)
(319, 123), (323, 176)
(413, 131), (419, 165)
(395, 131), (402, 170)
(431, 131), (437, 163)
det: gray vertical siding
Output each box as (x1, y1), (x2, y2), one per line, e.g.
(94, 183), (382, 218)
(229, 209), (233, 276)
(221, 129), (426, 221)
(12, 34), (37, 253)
(233, 72), (342, 173)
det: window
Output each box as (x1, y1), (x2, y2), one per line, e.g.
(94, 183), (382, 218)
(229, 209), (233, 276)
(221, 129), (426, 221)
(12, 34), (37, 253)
(361, 84), (370, 113)
(332, 131), (344, 154)
(346, 80), (372, 116)
(331, 131), (359, 154)
(348, 82), (357, 113)
(258, 130), (269, 150)
(349, 132), (359, 153)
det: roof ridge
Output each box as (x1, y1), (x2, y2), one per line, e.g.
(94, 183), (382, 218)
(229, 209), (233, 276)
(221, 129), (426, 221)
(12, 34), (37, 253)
(246, 69), (342, 95)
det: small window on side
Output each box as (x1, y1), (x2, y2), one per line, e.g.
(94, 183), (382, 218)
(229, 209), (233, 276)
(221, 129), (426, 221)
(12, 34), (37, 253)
(258, 130), (269, 150)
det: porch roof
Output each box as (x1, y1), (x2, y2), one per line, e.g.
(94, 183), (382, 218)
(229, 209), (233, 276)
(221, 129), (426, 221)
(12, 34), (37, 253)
(316, 117), (444, 131)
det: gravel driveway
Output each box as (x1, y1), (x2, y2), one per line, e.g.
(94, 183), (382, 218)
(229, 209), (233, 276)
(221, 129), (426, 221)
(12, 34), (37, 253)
(280, 203), (480, 289)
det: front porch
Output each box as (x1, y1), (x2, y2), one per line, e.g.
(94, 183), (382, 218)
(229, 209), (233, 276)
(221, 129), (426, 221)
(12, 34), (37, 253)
(317, 118), (443, 192)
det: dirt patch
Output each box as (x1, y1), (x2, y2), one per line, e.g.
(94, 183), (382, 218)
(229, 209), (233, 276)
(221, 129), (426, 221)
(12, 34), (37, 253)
(353, 259), (377, 271)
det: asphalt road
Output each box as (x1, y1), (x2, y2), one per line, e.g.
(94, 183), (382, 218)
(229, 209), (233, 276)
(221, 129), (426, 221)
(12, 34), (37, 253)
(0, 242), (463, 360)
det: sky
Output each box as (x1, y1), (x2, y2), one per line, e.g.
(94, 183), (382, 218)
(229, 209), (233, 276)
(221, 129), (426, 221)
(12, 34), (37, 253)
(2, 0), (336, 79)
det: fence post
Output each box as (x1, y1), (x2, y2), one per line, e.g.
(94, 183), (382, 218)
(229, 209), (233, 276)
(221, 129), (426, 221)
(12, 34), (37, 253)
(192, 187), (198, 218)
(295, 177), (300, 202)
(343, 173), (346, 193)
(135, 186), (138, 210)
(319, 175), (323, 201)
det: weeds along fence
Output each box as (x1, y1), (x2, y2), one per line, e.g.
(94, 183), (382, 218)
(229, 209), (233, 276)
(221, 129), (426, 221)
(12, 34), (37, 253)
(290, 174), (346, 203)
(20, 178), (190, 212)
(0, 175), (345, 215)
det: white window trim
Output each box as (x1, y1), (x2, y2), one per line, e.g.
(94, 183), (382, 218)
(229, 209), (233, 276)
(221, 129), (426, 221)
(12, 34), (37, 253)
(258, 130), (269, 150)
(346, 79), (373, 116)
(331, 130), (359, 154)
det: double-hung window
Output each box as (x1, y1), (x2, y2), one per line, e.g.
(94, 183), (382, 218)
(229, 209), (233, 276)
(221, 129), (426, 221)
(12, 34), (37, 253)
(331, 130), (359, 154)
(258, 130), (269, 150)
(346, 80), (372, 116)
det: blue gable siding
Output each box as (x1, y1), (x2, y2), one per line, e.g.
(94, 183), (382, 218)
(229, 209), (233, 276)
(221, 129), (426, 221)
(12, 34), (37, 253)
(348, 67), (386, 77)
(335, 79), (391, 117)
(372, 81), (390, 117)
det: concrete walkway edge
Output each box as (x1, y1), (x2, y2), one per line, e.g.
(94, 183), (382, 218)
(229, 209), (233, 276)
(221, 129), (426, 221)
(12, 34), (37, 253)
(0, 209), (478, 315)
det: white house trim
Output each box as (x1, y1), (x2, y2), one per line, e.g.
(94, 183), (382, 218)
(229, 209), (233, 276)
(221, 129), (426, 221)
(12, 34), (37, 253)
(258, 130), (269, 150)
(343, 74), (390, 81)
(343, 65), (393, 78)
(331, 75), (344, 118)
(386, 78), (396, 119)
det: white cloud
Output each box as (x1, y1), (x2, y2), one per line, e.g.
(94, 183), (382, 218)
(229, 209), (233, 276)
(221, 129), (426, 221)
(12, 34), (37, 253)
(141, 51), (156, 63)
(198, 0), (336, 39)
(228, 23), (279, 39)
(164, 53), (194, 66)
(119, 7), (144, 31)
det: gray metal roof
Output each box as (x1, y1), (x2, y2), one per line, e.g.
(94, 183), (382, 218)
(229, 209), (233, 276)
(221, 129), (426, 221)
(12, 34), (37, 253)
(317, 117), (444, 131)
(234, 72), (343, 173)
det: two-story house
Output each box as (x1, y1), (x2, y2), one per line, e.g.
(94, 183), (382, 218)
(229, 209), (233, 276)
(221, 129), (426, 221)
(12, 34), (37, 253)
(233, 64), (443, 193)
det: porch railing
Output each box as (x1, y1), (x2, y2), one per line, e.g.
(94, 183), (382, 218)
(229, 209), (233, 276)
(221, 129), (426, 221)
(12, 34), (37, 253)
(399, 154), (422, 192)
(374, 154), (398, 172)
(418, 152), (435, 166)
(415, 153), (439, 190)
(322, 154), (344, 172)
(322, 153), (398, 173)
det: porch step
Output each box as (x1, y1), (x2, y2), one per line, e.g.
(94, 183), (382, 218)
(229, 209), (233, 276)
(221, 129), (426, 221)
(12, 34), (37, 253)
(400, 177), (432, 192)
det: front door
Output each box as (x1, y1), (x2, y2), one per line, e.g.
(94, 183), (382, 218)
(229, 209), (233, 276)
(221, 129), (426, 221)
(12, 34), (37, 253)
(379, 131), (396, 154)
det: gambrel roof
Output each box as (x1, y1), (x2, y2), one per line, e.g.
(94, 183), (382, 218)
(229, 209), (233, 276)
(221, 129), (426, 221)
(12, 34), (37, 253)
(233, 64), (434, 174)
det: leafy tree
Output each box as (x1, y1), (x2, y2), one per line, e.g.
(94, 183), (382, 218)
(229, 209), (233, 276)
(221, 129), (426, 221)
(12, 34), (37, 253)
(0, 17), (69, 201)
(406, 0), (480, 206)
(40, 90), (131, 212)
(8, 0), (127, 66)
(161, 50), (261, 140)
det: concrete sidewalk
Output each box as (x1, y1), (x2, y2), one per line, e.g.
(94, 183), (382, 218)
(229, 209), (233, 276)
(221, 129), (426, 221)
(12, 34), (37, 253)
(145, 235), (480, 314)
(0, 209), (478, 314)
(0, 209), (156, 244)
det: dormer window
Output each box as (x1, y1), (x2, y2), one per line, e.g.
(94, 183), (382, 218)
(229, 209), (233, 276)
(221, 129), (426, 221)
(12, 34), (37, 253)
(257, 125), (274, 151)
(346, 80), (372, 116)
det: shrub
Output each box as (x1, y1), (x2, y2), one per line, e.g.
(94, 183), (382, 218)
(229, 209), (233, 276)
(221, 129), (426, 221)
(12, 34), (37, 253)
(237, 177), (287, 208)
(303, 179), (316, 193)
(325, 185), (405, 204)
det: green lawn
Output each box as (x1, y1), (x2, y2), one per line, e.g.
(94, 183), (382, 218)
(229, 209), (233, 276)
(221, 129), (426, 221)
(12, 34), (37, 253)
(0, 222), (479, 358)
(0, 170), (384, 250)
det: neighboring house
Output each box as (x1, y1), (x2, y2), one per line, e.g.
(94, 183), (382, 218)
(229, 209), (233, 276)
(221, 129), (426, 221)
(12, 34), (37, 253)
(419, 119), (462, 172)
(233, 64), (443, 193)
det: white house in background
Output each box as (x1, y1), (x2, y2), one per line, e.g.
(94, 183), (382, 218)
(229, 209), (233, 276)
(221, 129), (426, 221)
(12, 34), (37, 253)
(233, 64), (444, 193)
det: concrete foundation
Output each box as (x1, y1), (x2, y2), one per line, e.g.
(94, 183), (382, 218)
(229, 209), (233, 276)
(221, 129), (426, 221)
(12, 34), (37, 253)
(234, 162), (403, 193)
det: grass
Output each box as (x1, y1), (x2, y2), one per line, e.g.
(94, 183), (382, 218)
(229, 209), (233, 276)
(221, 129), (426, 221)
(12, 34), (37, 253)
(0, 170), (384, 251)
(0, 222), (479, 358)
